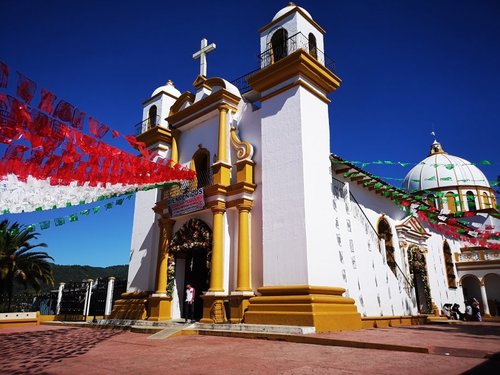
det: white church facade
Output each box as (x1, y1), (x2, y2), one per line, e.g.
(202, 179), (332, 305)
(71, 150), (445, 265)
(112, 4), (500, 331)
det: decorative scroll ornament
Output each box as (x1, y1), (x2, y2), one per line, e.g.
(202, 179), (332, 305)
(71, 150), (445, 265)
(230, 126), (253, 161)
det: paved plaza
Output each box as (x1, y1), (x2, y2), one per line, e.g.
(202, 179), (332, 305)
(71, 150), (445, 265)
(0, 322), (499, 374)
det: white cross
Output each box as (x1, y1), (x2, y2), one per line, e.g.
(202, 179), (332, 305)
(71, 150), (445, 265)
(192, 38), (216, 77)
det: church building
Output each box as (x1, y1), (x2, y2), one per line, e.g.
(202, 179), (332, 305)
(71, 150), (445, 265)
(112, 3), (500, 332)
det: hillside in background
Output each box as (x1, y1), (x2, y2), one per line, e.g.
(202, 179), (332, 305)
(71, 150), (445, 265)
(51, 264), (128, 285)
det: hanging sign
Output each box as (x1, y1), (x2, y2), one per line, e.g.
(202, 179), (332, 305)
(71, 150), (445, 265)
(168, 188), (205, 217)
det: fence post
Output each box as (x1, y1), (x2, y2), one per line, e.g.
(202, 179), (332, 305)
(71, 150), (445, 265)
(104, 277), (116, 317)
(83, 279), (94, 318)
(56, 282), (65, 315)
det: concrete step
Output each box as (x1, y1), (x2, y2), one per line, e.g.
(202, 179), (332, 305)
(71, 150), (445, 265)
(189, 323), (316, 335)
(147, 324), (196, 340)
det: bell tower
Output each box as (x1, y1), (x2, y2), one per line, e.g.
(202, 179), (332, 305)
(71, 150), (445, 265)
(245, 3), (362, 332)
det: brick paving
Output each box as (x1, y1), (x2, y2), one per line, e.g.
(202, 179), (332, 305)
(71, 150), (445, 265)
(0, 322), (498, 374)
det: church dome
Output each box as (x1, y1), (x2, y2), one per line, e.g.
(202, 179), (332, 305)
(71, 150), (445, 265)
(151, 80), (181, 98)
(272, 2), (312, 21)
(402, 141), (490, 192)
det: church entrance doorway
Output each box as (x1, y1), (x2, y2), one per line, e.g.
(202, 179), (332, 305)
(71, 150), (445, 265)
(169, 219), (212, 321)
(408, 246), (432, 314)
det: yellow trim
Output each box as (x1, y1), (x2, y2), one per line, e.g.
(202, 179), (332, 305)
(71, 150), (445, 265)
(147, 296), (172, 321)
(169, 91), (195, 115)
(248, 49), (341, 95)
(169, 129), (179, 164)
(244, 285), (362, 332)
(236, 203), (252, 292)
(235, 159), (255, 185)
(136, 126), (172, 150)
(208, 205), (226, 292)
(212, 162), (231, 186)
(168, 90), (240, 128)
(230, 126), (253, 160)
(217, 106), (229, 163)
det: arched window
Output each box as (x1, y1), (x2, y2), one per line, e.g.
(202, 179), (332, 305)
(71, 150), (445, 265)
(442, 241), (456, 288)
(482, 192), (491, 209)
(308, 33), (317, 59)
(148, 105), (157, 129)
(427, 194), (438, 209)
(192, 148), (211, 188)
(446, 192), (456, 213)
(378, 217), (397, 276)
(466, 191), (477, 211)
(271, 28), (288, 63)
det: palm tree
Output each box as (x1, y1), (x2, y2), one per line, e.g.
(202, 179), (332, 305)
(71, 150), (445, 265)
(0, 219), (54, 311)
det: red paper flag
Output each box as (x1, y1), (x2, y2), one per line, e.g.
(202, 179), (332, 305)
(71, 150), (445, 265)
(16, 72), (37, 104)
(38, 88), (57, 113)
(89, 117), (110, 138)
(112, 129), (120, 138)
(71, 108), (86, 130)
(0, 61), (8, 88)
(53, 99), (75, 122)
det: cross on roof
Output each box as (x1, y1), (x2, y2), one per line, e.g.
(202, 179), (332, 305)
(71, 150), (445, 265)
(192, 38), (216, 77)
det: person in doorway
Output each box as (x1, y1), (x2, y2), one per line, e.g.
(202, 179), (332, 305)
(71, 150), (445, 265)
(185, 284), (195, 323)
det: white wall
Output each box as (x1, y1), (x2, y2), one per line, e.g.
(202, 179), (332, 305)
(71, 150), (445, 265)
(127, 189), (160, 292)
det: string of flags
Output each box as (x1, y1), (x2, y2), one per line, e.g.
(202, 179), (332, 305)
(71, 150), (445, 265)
(331, 159), (495, 168)
(28, 193), (135, 232)
(0, 60), (195, 214)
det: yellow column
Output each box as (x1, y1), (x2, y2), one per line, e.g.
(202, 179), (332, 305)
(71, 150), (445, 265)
(171, 130), (179, 164)
(236, 204), (252, 292)
(209, 206), (225, 292)
(217, 106), (229, 163)
(154, 218), (175, 294)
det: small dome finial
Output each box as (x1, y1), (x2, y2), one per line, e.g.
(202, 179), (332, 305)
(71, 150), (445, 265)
(288, 2), (296, 6)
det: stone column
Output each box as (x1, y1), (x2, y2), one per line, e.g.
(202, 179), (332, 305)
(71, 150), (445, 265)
(154, 218), (175, 295)
(480, 280), (491, 317)
(56, 282), (65, 315)
(209, 206), (225, 292)
(217, 106), (229, 163)
(104, 277), (115, 317)
(83, 279), (93, 317)
(148, 217), (175, 321)
(236, 204), (252, 292)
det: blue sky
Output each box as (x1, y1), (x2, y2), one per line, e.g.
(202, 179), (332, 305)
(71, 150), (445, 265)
(1, 0), (499, 266)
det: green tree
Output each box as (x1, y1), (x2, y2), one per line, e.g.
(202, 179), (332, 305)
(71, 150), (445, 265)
(0, 220), (54, 311)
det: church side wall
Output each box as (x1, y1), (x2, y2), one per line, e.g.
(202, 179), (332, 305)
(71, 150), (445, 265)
(127, 189), (160, 292)
(424, 234), (465, 311)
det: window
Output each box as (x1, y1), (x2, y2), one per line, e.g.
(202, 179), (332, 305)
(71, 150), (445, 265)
(308, 33), (317, 59)
(271, 28), (288, 63)
(378, 217), (397, 276)
(446, 192), (457, 213)
(192, 148), (211, 188)
(482, 192), (491, 209)
(442, 241), (456, 288)
(466, 191), (476, 211)
(148, 105), (157, 129)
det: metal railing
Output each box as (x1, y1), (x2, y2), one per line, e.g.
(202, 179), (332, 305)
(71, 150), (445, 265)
(458, 250), (500, 262)
(134, 115), (162, 135)
(259, 32), (336, 71)
(231, 32), (336, 94)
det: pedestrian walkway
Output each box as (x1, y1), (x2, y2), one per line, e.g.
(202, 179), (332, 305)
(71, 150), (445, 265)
(0, 322), (498, 374)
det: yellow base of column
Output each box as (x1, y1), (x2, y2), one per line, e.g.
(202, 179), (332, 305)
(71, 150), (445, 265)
(110, 292), (149, 320)
(147, 296), (172, 321)
(228, 295), (252, 323)
(243, 285), (362, 333)
(200, 295), (229, 324)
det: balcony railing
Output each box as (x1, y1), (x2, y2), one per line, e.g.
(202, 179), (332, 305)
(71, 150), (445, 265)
(231, 32), (336, 94)
(457, 250), (500, 263)
(134, 115), (162, 135)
